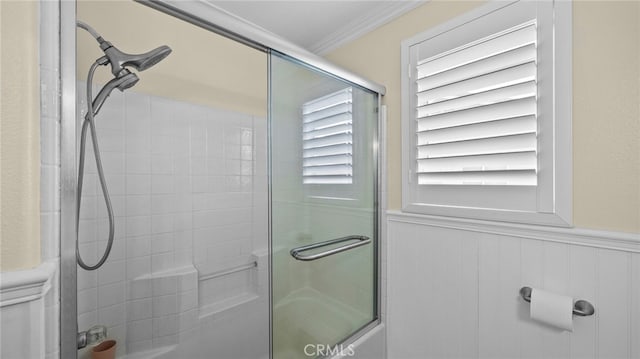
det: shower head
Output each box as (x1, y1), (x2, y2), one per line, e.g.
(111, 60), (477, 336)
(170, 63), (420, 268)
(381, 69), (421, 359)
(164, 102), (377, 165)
(91, 71), (139, 115)
(101, 42), (172, 76)
(77, 20), (172, 77)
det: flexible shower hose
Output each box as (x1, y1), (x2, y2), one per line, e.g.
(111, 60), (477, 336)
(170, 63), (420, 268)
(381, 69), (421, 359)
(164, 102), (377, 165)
(76, 61), (115, 271)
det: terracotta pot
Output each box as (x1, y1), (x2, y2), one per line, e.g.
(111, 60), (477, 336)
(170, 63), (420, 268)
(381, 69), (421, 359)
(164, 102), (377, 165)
(91, 340), (116, 359)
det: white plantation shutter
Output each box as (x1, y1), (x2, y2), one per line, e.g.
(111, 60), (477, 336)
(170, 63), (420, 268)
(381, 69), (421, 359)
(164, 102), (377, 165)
(302, 88), (353, 184)
(415, 21), (538, 186)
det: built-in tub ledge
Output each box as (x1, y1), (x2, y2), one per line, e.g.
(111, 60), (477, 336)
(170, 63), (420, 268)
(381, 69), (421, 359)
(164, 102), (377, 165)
(0, 260), (57, 307)
(132, 265), (198, 281)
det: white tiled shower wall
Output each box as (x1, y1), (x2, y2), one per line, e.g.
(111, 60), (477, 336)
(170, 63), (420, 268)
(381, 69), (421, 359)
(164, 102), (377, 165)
(76, 83), (267, 356)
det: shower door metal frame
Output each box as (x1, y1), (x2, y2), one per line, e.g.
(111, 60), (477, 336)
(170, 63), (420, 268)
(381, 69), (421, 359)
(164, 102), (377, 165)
(59, 0), (386, 357)
(60, 0), (78, 358)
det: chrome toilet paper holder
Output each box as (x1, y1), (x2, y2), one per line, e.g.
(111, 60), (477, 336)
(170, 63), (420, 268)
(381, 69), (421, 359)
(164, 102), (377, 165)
(519, 286), (595, 317)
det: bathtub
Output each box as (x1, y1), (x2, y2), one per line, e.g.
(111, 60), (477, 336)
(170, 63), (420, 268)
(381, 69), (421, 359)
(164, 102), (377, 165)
(273, 287), (372, 359)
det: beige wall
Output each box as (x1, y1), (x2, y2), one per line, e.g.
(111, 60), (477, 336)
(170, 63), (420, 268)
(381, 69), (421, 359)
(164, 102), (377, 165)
(77, 0), (267, 117)
(327, 0), (640, 233)
(0, 0), (41, 271)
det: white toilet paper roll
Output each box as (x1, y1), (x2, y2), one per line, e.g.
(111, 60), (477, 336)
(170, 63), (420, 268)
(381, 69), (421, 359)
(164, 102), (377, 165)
(530, 288), (574, 331)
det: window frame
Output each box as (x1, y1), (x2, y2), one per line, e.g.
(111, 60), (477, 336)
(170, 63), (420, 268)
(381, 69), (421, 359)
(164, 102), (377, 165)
(400, 0), (572, 226)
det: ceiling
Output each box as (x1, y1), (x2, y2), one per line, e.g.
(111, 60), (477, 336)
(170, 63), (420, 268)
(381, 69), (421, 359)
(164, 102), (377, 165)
(209, 1), (426, 54)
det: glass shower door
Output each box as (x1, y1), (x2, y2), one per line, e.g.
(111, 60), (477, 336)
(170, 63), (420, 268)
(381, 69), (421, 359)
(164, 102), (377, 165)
(270, 52), (378, 359)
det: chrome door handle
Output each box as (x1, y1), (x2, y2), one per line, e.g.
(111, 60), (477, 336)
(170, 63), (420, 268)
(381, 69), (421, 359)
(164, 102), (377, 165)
(290, 235), (371, 261)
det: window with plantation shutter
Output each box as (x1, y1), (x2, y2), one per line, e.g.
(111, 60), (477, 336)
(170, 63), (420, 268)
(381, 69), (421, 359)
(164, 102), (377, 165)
(416, 21), (538, 186)
(302, 88), (353, 184)
(401, 0), (572, 226)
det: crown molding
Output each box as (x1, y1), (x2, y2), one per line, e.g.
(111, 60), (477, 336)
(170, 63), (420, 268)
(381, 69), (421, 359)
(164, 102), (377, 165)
(311, 1), (428, 55)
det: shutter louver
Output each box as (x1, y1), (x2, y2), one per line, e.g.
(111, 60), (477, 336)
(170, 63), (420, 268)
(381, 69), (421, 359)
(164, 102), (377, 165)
(415, 21), (538, 186)
(302, 88), (353, 184)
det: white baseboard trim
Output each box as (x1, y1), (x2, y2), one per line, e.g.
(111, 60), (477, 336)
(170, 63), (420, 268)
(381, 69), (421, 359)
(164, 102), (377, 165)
(387, 210), (640, 253)
(0, 260), (57, 307)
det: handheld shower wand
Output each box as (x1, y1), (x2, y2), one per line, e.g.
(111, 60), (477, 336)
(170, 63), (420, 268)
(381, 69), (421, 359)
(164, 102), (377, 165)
(76, 21), (172, 270)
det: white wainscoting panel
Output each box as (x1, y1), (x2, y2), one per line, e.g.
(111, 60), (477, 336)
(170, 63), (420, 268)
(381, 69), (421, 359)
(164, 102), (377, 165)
(387, 211), (640, 359)
(0, 261), (57, 359)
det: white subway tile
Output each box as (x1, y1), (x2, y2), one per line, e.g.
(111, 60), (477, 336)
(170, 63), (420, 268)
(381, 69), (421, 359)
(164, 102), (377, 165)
(192, 176), (208, 193)
(179, 290), (197, 312)
(78, 311), (97, 332)
(206, 156), (225, 175)
(127, 298), (152, 321)
(128, 278), (152, 300)
(224, 159), (242, 175)
(79, 196), (97, 220)
(126, 256), (151, 280)
(126, 216), (151, 237)
(241, 160), (253, 176)
(126, 319), (152, 343)
(151, 155), (173, 175)
(104, 174), (125, 195)
(151, 214), (174, 234)
(78, 220), (97, 243)
(126, 174), (151, 195)
(152, 315), (178, 337)
(151, 252), (174, 273)
(77, 243), (98, 268)
(152, 233), (173, 254)
(152, 175), (175, 194)
(78, 288), (97, 314)
(125, 133), (151, 154)
(151, 194), (176, 215)
(151, 135), (173, 155)
(97, 281), (125, 308)
(126, 154), (150, 174)
(126, 235), (151, 258)
(191, 138), (207, 157)
(125, 93), (151, 132)
(223, 126), (242, 145)
(178, 272), (197, 292)
(127, 340), (152, 353)
(152, 294), (178, 316)
(173, 194), (192, 212)
(173, 231), (192, 248)
(78, 267), (97, 291)
(97, 129), (125, 153)
(174, 250), (192, 266)
(190, 156), (207, 176)
(172, 213), (192, 232)
(152, 334), (178, 347)
(96, 216), (125, 240)
(173, 159), (190, 177)
(207, 176), (226, 193)
(126, 195), (151, 216)
(152, 276), (177, 296)
(241, 145), (253, 161)
(98, 259), (126, 285)
(98, 303), (126, 327)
